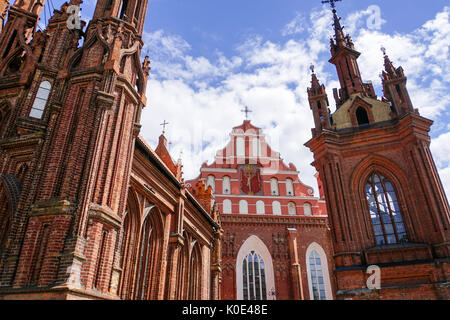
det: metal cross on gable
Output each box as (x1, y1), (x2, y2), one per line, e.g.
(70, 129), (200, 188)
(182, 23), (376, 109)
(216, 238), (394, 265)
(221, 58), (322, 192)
(241, 106), (252, 120)
(160, 120), (169, 134)
(322, 0), (342, 9)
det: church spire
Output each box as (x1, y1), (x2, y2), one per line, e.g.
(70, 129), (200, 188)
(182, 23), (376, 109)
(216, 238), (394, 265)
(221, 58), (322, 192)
(307, 64), (331, 136)
(380, 47), (415, 115)
(332, 8), (347, 50)
(325, 1), (376, 106)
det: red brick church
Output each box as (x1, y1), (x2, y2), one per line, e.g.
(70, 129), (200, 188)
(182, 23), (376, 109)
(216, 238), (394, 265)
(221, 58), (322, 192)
(0, 0), (222, 300)
(0, 0), (448, 301)
(186, 120), (333, 300)
(305, 4), (449, 300)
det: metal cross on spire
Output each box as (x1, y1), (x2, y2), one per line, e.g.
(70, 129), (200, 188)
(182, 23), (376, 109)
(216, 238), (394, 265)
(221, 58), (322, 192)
(321, 0), (342, 9)
(241, 106), (252, 120)
(160, 120), (169, 134)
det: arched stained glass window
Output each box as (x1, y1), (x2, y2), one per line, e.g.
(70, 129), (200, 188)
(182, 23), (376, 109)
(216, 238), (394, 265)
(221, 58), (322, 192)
(309, 250), (326, 300)
(365, 173), (408, 245)
(242, 251), (267, 300)
(30, 81), (51, 119)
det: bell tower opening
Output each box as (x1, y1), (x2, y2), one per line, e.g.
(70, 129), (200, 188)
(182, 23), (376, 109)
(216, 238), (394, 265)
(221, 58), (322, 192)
(356, 107), (369, 127)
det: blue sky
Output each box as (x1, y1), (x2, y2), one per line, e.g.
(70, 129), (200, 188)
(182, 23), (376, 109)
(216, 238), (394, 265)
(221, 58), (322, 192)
(39, 0), (450, 196)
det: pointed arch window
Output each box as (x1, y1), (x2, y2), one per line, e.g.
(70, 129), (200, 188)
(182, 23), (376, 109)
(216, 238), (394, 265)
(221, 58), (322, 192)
(134, 204), (162, 300)
(365, 173), (408, 245)
(242, 251), (267, 300)
(30, 81), (51, 119)
(188, 242), (202, 300)
(176, 241), (188, 299)
(308, 250), (326, 300)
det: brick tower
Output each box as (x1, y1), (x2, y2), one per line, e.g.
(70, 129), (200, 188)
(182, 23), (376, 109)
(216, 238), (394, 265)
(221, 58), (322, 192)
(305, 5), (450, 299)
(0, 0), (151, 299)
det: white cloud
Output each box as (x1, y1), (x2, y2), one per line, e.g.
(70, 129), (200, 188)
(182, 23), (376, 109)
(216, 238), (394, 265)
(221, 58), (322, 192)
(282, 12), (307, 36)
(140, 6), (450, 198)
(344, 5), (387, 35)
(350, 7), (450, 119)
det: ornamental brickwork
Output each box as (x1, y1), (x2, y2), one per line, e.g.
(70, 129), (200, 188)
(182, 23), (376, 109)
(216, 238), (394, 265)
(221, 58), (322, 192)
(187, 121), (334, 300)
(305, 6), (450, 300)
(0, 0), (221, 300)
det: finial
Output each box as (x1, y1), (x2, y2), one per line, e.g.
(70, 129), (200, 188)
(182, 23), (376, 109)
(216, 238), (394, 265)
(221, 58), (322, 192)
(310, 64), (315, 74)
(160, 120), (169, 135)
(322, 0), (342, 10)
(241, 106), (252, 120)
(381, 46), (386, 56)
(142, 56), (151, 75)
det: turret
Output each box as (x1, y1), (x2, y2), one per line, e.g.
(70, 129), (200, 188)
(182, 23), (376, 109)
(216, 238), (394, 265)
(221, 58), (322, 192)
(381, 48), (415, 116)
(307, 65), (331, 137)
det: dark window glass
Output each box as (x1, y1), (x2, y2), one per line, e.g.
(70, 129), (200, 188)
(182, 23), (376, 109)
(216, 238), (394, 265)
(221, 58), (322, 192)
(365, 173), (408, 245)
(242, 251), (267, 300)
(309, 251), (326, 300)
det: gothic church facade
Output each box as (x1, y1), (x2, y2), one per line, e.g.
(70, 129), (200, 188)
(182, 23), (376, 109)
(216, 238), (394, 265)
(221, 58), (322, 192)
(187, 121), (334, 300)
(0, 0), (448, 301)
(0, 0), (222, 300)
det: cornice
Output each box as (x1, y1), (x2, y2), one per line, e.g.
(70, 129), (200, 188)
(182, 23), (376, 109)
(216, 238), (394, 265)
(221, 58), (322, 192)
(220, 214), (328, 227)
